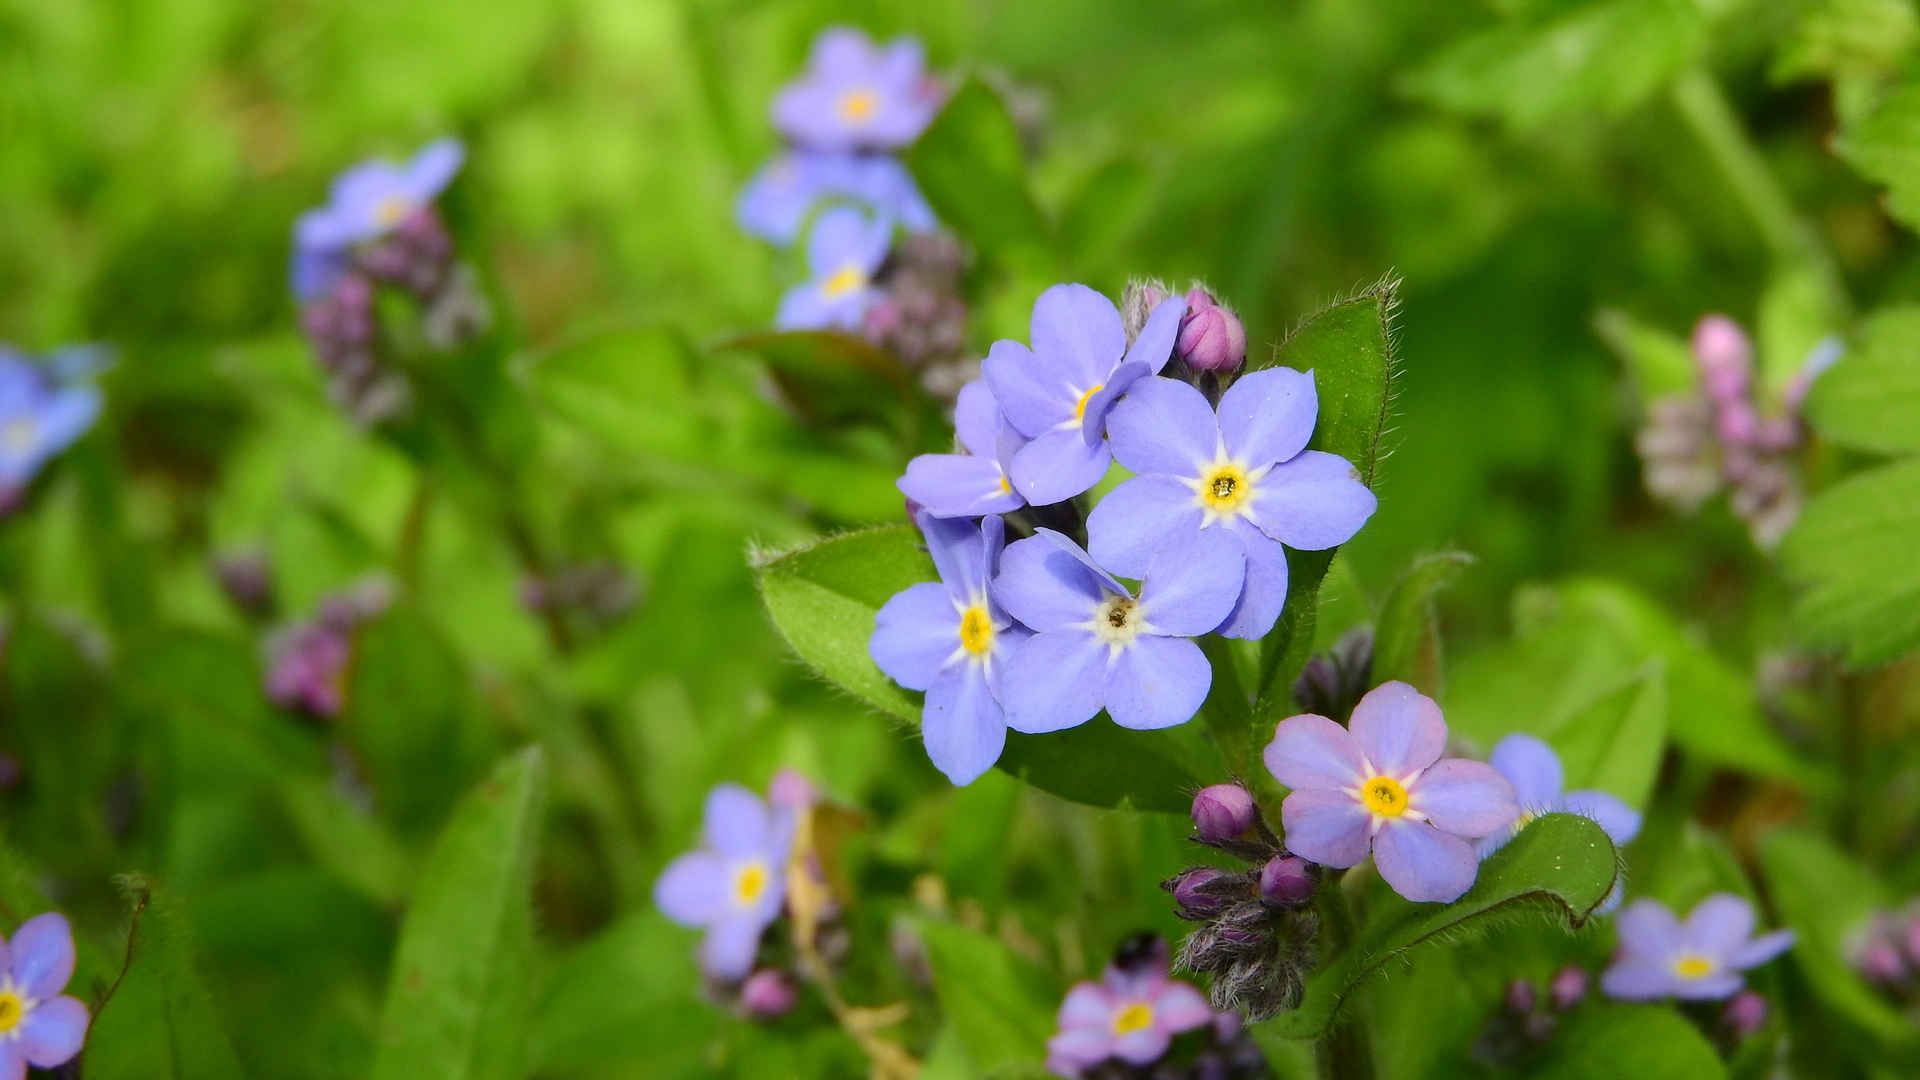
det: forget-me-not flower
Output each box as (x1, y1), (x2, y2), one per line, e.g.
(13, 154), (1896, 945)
(994, 527), (1242, 733)
(983, 284), (1186, 505)
(1480, 734), (1642, 858)
(897, 380), (1027, 519)
(775, 207), (892, 331)
(737, 151), (935, 245)
(1089, 368), (1376, 639)
(0, 913), (90, 1075)
(1044, 947), (1214, 1077)
(1602, 894), (1793, 1001)
(772, 28), (941, 152)
(870, 513), (1030, 785)
(1264, 682), (1517, 903)
(0, 350), (102, 503)
(654, 784), (797, 981)
(292, 138), (464, 300)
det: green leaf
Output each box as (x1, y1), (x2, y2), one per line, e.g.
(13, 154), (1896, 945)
(1594, 307), (1696, 398)
(1805, 305), (1920, 455)
(997, 721), (1216, 814)
(86, 877), (246, 1080)
(370, 747), (547, 1080)
(1268, 814), (1618, 1038)
(524, 325), (705, 458)
(720, 329), (940, 439)
(346, 604), (484, 837)
(1758, 829), (1920, 1053)
(1778, 457), (1920, 666)
(1757, 264), (1846, 399)
(1839, 78), (1920, 231)
(906, 79), (1048, 257)
(1371, 551), (1474, 696)
(1547, 665), (1669, 812)
(531, 911), (721, 1074)
(1774, 0), (1919, 90)
(914, 919), (1059, 1075)
(1532, 1003), (1728, 1080)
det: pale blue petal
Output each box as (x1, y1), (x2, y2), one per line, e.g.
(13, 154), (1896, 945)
(871, 582), (958, 691)
(1279, 787), (1371, 868)
(1032, 528), (1130, 596)
(1409, 760), (1516, 838)
(1214, 522), (1289, 640)
(1000, 631), (1107, 734)
(8, 913), (74, 999)
(1683, 894), (1756, 959)
(1561, 789), (1642, 847)
(983, 338), (1073, 437)
(1246, 451), (1377, 550)
(1009, 428), (1111, 505)
(403, 138), (465, 202)
(1600, 959), (1678, 1001)
(1489, 734), (1564, 808)
(899, 453), (1021, 519)
(1728, 929), (1794, 970)
(1616, 899), (1684, 960)
(1104, 636), (1210, 730)
(1218, 366), (1317, 466)
(702, 784), (771, 855)
(17, 995), (86, 1068)
(654, 852), (730, 926)
(1671, 972), (1744, 1001)
(1105, 375), (1217, 477)
(993, 533), (1106, 632)
(1373, 821), (1479, 903)
(1086, 474), (1202, 579)
(1030, 283), (1125, 390)
(1137, 526), (1244, 636)
(1348, 681), (1447, 777)
(1263, 714), (1365, 792)
(1077, 360), (1149, 447)
(953, 379), (1002, 457)
(700, 918), (764, 981)
(922, 665), (1007, 784)
(918, 510), (987, 601)
(1122, 294), (1188, 375)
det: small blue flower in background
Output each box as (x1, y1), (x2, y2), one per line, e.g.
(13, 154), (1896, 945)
(983, 284), (1187, 505)
(291, 138), (464, 300)
(772, 27), (941, 152)
(0, 912), (90, 1074)
(994, 527), (1242, 733)
(1045, 945), (1214, 1076)
(1602, 893), (1793, 1001)
(1089, 368), (1377, 639)
(654, 784), (797, 980)
(737, 151), (934, 246)
(870, 513), (1029, 785)
(1265, 683), (1517, 903)
(1481, 734), (1642, 857)
(775, 207), (893, 331)
(897, 380), (1027, 519)
(0, 348), (103, 506)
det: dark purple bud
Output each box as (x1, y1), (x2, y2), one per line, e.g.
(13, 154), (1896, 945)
(1175, 289), (1247, 374)
(1504, 978), (1536, 1016)
(1548, 965), (1589, 1011)
(1112, 932), (1170, 976)
(1258, 856), (1314, 906)
(1191, 783), (1257, 842)
(1168, 867), (1235, 919)
(1721, 991), (1768, 1039)
(739, 969), (798, 1020)
(1521, 1012), (1557, 1043)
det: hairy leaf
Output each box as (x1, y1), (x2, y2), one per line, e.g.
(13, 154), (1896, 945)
(1778, 457), (1920, 666)
(86, 877), (246, 1080)
(1371, 551), (1474, 696)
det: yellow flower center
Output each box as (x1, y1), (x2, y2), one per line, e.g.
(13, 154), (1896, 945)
(1072, 384), (1105, 424)
(836, 89), (878, 123)
(1200, 464), (1250, 512)
(0, 990), (22, 1033)
(374, 194), (412, 228)
(1672, 954), (1714, 980)
(1361, 776), (1408, 818)
(822, 265), (866, 299)
(733, 860), (769, 907)
(2, 418), (35, 454)
(1112, 1002), (1153, 1035)
(959, 604), (994, 655)
(997, 474), (1012, 495)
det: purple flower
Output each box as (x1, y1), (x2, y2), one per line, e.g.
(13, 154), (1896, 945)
(994, 527), (1242, 733)
(654, 784), (797, 981)
(737, 151), (935, 245)
(1263, 682), (1517, 903)
(896, 380), (1027, 519)
(772, 28), (941, 152)
(983, 284), (1187, 505)
(1089, 368), (1376, 640)
(293, 139), (464, 277)
(1479, 734), (1641, 858)
(0, 350), (102, 497)
(775, 207), (892, 331)
(1044, 957), (1213, 1076)
(0, 913), (90, 1073)
(263, 622), (353, 718)
(869, 513), (1031, 785)
(1602, 894), (1793, 1001)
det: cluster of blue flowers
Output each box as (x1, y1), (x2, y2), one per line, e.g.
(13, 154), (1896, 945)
(869, 282), (1376, 785)
(0, 346), (105, 516)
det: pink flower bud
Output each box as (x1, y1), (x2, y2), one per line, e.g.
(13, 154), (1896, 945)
(740, 969), (798, 1020)
(769, 768), (818, 811)
(1176, 288), (1247, 374)
(1692, 315), (1752, 398)
(1721, 990), (1768, 1039)
(1168, 867), (1236, 919)
(1191, 783), (1256, 841)
(1258, 856), (1314, 906)
(1548, 965), (1589, 1010)
(1504, 978), (1536, 1015)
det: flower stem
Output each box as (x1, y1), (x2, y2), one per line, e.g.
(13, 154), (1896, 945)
(1314, 886), (1375, 1080)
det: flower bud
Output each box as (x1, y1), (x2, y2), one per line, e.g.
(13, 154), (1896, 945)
(1857, 939), (1907, 985)
(1721, 990), (1768, 1039)
(1504, 978), (1536, 1015)
(1111, 932), (1170, 976)
(1903, 911), (1920, 968)
(768, 768), (819, 812)
(1715, 400), (1760, 448)
(1176, 288), (1247, 374)
(1692, 315), (1752, 402)
(1191, 784), (1257, 842)
(740, 969), (798, 1020)
(1548, 965), (1589, 1011)
(1121, 279), (1173, 340)
(212, 549), (275, 615)
(1166, 867), (1237, 920)
(1258, 856), (1314, 906)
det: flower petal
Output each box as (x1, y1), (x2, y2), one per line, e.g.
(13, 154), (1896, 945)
(953, 379), (1003, 458)
(984, 338), (1072, 438)
(1615, 899), (1684, 960)
(922, 665), (1007, 785)
(703, 784), (772, 855)
(1047, 1029), (1112, 1071)
(1112, 1026), (1173, 1066)
(17, 995), (87, 1069)
(1264, 714), (1366, 792)
(1032, 528), (1130, 596)
(1086, 475), (1203, 579)
(1122, 294), (1188, 375)
(0, 1043), (22, 1080)
(653, 852), (731, 926)
(1218, 366), (1317, 467)
(1410, 759), (1517, 839)
(1683, 893), (1757, 961)
(1599, 958), (1678, 1001)
(1077, 361), (1149, 447)
(1138, 527), (1245, 636)
(1058, 981), (1115, 1030)
(1000, 631), (1109, 734)
(1009, 428), (1112, 505)
(1560, 789), (1643, 847)
(700, 917), (765, 981)
(1245, 450), (1377, 550)
(7, 913), (74, 999)
(1150, 981), (1214, 1035)
(1279, 787), (1372, 869)
(899, 453), (1022, 519)
(402, 138), (465, 203)
(871, 582), (958, 691)
(1213, 523), (1289, 640)
(1488, 734), (1564, 808)
(1373, 822), (1479, 903)
(806, 206), (889, 277)
(1727, 929), (1794, 971)
(994, 534), (1106, 632)
(1105, 637), (1210, 731)
(919, 511), (988, 602)
(1030, 284), (1125, 390)
(1105, 376), (1218, 478)
(1348, 681), (1448, 778)
(1672, 972), (1744, 1001)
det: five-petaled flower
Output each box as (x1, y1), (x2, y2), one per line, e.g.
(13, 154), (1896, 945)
(1089, 367), (1376, 639)
(292, 139), (464, 301)
(776, 207), (893, 331)
(1481, 734), (1642, 858)
(1044, 949), (1214, 1077)
(995, 527), (1242, 734)
(736, 151), (934, 245)
(654, 784), (796, 980)
(0, 349), (102, 505)
(897, 380), (1028, 519)
(984, 284), (1187, 505)
(0, 913), (90, 1075)
(1602, 894), (1793, 1001)
(772, 28), (941, 152)
(1264, 682), (1517, 903)
(870, 513), (1030, 784)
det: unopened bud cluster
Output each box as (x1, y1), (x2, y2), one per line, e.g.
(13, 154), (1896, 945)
(1852, 901), (1920, 1006)
(1291, 627), (1374, 723)
(1475, 965), (1591, 1064)
(519, 561), (640, 628)
(862, 233), (974, 399)
(1122, 281), (1248, 400)
(262, 576), (392, 720)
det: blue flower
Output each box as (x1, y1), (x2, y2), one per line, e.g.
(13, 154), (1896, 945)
(653, 784), (797, 981)
(292, 138), (464, 300)
(0, 913), (90, 1073)
(737, 151), (935, 245)
(1088, 368), (1376, 639)
(0, 349), (102, 498)
(1480, 734), (1642, 857)
(994, 527), (1242, 733)
(775, 207), (892, 331)
(870, 513), (1030, 784)
(772, 28), (941, 152)
(1603, 894), (1793, 1001)
(897, 380), (1028, 519)
(983, 284), (1187, 505)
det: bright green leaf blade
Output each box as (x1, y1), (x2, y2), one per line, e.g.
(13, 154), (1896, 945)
(524, 326), (705, 458)
(1839, 78), (1920, 231)
(86, 877), (246, 1080)
(1804, 306), (1920, 455)
(914, 919), (1059, 1075)
(370, 746), (547, 1080)
(1267, 814), (1617, 1039)
(1371, 551), (1474, 696)
(1757, 264), (1846, 400)
(1549, 665), (1669, 811)
(530, 911), (722, 1074)
(346, 604), (483, 837)
(906, 79), (1048, 257)
(1778, 457), (1920, 667)
(1532, 1003), (1728, 1080)
(1595, 307), (1697, 397)
(997, 720), (1214, 814)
